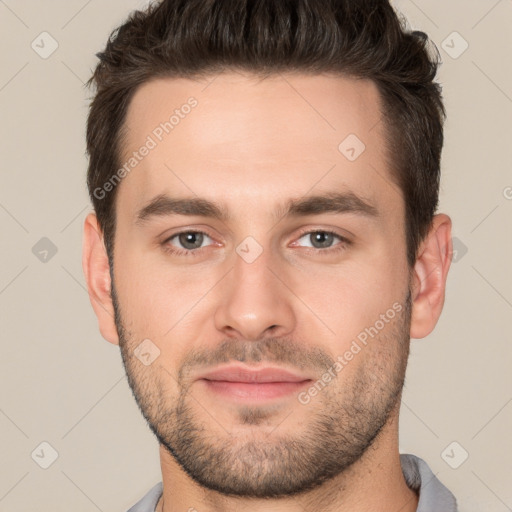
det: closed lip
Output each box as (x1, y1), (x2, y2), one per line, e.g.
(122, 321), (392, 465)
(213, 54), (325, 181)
(197, 364), (312, 383)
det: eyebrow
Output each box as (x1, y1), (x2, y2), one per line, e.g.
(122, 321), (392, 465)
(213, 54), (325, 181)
(135, 191), (379, 225)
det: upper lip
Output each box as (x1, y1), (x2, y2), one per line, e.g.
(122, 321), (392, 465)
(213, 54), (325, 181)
(198, 364), (312, 383)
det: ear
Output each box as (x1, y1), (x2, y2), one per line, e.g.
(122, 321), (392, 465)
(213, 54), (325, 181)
(82, 212), (119, 345)
(410, 213), (453, 339)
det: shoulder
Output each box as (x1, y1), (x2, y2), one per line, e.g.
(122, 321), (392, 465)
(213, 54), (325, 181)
(126, 482), (163, 512)
(400, 453), (458, 512)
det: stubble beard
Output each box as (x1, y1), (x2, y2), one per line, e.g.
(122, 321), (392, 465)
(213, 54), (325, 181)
(114, 285), (412, 498)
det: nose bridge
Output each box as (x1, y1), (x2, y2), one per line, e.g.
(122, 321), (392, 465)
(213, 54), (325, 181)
(214, 238), (296, 340)
(233, 242), (277, 297)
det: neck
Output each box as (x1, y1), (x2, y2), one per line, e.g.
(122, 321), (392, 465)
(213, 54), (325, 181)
(156, 413), (418, 512)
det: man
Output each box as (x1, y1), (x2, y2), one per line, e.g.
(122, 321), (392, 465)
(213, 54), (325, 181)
(82, 0), (457, 510)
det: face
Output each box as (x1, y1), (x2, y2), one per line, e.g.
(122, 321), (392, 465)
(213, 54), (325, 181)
(111, 72), (413, 497)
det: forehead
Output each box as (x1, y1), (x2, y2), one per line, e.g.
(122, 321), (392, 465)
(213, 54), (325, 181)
(118, 72), (398, 220)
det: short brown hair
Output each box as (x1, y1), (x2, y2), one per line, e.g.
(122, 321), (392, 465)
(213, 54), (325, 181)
(86, 0), (445, 266)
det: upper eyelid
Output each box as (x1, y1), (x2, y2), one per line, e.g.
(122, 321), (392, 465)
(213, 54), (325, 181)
(164, 230), (214, 246)
(163, 229), (211, 241)
(295, 227), (349, 240)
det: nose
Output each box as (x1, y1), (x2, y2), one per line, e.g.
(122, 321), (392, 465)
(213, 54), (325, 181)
(213, 245), (296, 341)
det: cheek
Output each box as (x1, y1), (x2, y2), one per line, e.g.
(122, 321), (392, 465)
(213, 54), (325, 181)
(113, 222), (408, 347)
(292, 255), (406, 336)
(113, 247), (219, 337)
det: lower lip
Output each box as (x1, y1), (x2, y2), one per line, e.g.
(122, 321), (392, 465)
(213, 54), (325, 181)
(201, 379), (312, 401)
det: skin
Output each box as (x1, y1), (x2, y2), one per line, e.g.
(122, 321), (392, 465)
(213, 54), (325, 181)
(83, 72), (452, 512)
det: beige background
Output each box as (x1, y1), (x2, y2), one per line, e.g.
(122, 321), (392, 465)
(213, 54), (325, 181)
(1, 0), (511, 510)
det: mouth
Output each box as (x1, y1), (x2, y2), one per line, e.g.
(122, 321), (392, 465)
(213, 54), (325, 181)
(201, 379), (312, 400)
(196, 364), (313, 402)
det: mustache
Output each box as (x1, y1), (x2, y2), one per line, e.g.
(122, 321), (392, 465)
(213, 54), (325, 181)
(177, 337), (336, 382)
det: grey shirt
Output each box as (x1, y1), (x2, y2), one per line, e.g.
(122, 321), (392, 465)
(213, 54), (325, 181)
(126, 453), (458, 511)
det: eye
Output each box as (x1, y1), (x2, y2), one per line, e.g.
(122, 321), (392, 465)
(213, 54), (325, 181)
(161, 228), (350, 257)
(294, 229), (350, 253)
(163, 231), (214, 255)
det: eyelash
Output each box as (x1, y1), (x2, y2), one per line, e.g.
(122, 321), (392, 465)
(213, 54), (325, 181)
(161, 228), (351, 257)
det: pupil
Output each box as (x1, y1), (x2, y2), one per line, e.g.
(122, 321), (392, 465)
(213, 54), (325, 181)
(312, 232), (332, 248)
(180, 232), (203, 249)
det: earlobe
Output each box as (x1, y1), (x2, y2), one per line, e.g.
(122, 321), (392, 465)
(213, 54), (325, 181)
(410, 214), (453, 339)
(82, 212), (119, 345)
